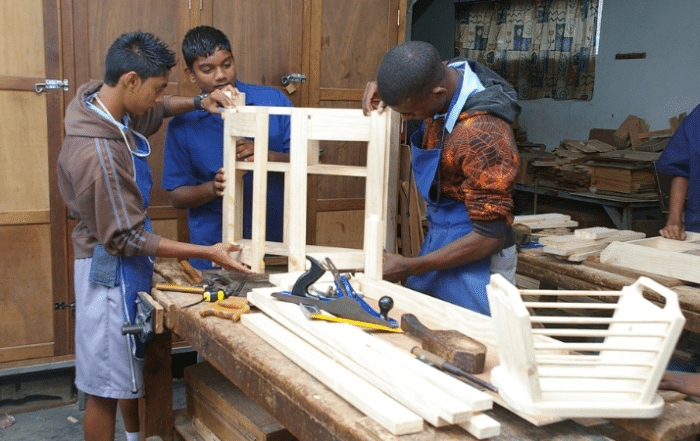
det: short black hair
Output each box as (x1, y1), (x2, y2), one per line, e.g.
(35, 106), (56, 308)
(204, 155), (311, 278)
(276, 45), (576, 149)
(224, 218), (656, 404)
(376, 41), (445, 106)
(103, 32), (176, 86)
(182, 25), (232, 70)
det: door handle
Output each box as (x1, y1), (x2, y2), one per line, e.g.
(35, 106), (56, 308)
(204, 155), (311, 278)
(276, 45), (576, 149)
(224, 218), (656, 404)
(281, 73), (306, 86)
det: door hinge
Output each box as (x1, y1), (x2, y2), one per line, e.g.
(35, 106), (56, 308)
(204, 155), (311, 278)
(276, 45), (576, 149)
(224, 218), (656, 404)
(35, 78), (69, 94)
(188, 0), (203, 10)
(398, 8), (401, 26)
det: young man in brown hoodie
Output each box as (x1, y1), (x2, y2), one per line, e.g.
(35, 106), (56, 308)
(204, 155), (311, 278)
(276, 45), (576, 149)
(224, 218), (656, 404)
(57, 31), (251, 441)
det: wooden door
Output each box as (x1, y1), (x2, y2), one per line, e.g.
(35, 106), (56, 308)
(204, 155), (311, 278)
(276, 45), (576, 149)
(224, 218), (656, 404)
(305, 0), (406, 247)
(202, 1), (305, 107)
(20, 0), (404, 364)
(0, 0), (64, 363)
(52, 1), (193, 355)
(199, 0), (405, 248)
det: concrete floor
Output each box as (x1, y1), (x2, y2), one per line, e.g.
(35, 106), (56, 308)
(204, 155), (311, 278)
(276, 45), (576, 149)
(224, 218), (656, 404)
(0, 352), (194, 441)
(0, 378), (186, 441)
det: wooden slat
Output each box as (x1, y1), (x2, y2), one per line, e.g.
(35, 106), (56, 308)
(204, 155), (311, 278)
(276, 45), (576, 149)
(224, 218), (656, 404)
(319, 88), (364, 101)
(152, 290), (378, 441)
(0, 343), (54, 363)
(242, 313), (424, 435)
(0, 210), (50, 225)
(251, 107), (270, 273)
(316, 198), (365, 212)
(232, 239), (364, 271)
(0, 75), (43, 91)
(146, 206), (179, 220)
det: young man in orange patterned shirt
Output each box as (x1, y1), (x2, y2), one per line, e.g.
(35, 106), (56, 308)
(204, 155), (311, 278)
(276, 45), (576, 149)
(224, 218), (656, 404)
(362, 41), (520, 315)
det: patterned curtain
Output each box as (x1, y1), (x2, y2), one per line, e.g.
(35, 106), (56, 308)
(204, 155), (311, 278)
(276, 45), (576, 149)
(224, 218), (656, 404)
(455, 0), (600, 100)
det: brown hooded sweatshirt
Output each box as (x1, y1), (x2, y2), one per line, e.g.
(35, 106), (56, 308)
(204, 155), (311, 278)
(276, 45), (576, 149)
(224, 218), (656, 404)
(58, 80), (169, 259)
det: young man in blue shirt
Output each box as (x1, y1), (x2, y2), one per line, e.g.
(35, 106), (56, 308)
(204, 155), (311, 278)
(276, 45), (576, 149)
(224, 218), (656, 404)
(162, 26), (293, 269)
(656, 104), (700, 240)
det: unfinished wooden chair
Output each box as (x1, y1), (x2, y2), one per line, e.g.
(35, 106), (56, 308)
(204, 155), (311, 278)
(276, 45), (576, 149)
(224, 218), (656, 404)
(486, 274), (685, 418)
(222, 105), (399, 278)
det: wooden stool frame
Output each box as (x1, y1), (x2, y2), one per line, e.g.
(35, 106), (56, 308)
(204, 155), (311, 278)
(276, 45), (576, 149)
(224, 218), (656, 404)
(222, 106), (399, 277)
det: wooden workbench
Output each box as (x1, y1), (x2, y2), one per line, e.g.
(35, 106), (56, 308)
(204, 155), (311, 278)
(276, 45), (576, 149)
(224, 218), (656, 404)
(516, 250), (700, 333)
(141, 262), (700, 441)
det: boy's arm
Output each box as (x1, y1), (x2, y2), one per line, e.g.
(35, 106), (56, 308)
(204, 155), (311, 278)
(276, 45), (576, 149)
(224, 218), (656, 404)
(156, 238), (251, 274)
(660, 175), (689, 240)
(167, 168), (225, 209)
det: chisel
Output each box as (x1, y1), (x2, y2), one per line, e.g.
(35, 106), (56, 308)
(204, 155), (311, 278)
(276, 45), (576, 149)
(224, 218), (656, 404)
(411, 346), (498, 393)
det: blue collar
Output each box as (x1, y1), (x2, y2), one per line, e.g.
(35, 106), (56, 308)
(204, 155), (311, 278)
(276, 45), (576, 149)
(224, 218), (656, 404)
(439, 61), (485, 133)
(86, 91), (130, 130)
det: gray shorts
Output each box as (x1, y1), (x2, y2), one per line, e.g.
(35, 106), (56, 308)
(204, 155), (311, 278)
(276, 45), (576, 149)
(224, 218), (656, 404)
(74, 258), (143, 398)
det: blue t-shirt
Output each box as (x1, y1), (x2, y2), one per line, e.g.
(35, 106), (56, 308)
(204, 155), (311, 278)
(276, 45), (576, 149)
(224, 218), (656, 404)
(656, 103), (700, 233)
(162, 80), (292, 269)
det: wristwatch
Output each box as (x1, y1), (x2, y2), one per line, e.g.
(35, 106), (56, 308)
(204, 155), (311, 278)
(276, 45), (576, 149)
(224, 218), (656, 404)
(193, 92), (208, 110)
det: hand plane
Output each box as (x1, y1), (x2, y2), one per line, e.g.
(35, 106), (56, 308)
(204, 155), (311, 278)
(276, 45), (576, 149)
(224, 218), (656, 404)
(271, 256), (400, 331)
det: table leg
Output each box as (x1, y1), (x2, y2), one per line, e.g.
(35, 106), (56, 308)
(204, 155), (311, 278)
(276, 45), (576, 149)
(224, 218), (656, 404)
(141, 332), (174, 441)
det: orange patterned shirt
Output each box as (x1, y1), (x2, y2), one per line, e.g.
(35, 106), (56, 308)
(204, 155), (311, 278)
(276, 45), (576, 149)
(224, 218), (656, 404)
(423, 109), (519, 224)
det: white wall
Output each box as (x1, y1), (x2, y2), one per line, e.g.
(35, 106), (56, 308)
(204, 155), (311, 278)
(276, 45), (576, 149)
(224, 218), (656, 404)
(411, 0), (700, 149)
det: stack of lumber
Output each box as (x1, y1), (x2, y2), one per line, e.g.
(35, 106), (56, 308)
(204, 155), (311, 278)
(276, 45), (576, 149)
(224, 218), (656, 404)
(530, 139), (617, 191)
(540, 227), (646, 262)
(243, 285), (500, 439)
(527, 112), (685, 193)
(587, 150), (660, 197)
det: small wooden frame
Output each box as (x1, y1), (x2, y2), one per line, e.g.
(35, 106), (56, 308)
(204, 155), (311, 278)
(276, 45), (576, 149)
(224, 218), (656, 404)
(223, 105), (399, 277)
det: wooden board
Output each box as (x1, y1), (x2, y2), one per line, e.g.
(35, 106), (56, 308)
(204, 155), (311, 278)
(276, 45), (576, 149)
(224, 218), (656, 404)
(244, 287), (496, 436)
(541, 229), (646, 261)
(600, 233), (700, 284)
(589, 165), (655, 194)
(185, 361), (293, 441)
(513, 214), (579, 230)
(243, 312), (426, 436)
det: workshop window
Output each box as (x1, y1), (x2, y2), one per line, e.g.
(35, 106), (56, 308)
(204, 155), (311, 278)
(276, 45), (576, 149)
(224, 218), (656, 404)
(455, 0), (602, 100)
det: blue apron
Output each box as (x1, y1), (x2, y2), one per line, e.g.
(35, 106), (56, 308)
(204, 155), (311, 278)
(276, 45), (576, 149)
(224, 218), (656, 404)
(404, 125), (492, 316)
(119, 132), (154, 361)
